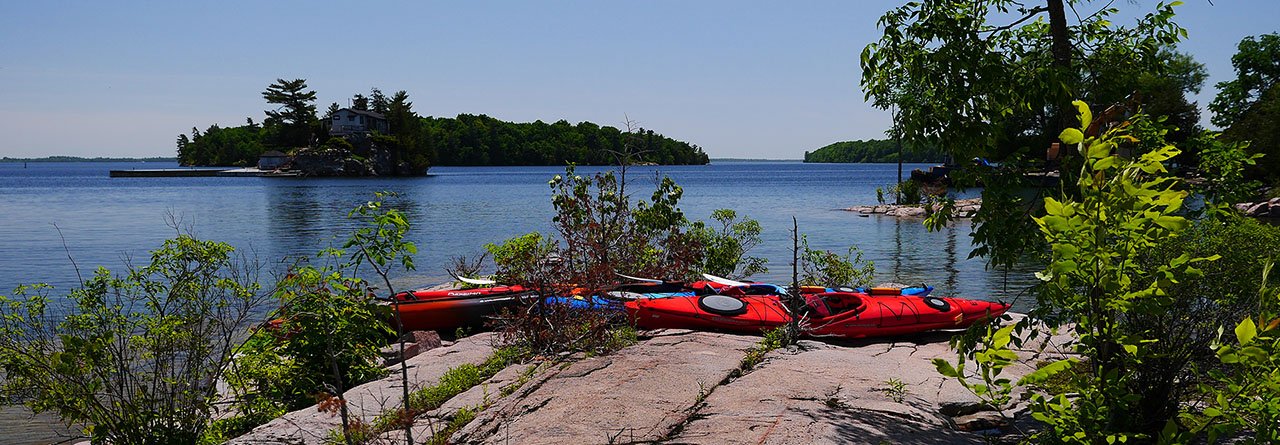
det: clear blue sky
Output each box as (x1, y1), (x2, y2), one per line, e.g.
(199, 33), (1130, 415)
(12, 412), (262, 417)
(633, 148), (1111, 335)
(0, 1), (1276, 159)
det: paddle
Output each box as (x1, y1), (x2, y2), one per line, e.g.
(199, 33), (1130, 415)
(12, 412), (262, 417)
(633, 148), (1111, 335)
(615, 272), (664, 283)
(701, 273), (749, 287)
(453, 275), (498, 286)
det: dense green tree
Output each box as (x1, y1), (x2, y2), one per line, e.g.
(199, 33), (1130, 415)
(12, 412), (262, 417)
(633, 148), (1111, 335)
(862, 0), (1185, 164)
(383, 90), (431, 173)
(1212, 33), (1280, 182)
(177, 123), (264, 167)
(422, 114), (708, 166)
(1210, 33), (1280, 129)
(1221, 83), (1280, 181)
(861, 0), (1186, 268)
(261, 78), (318, 148)
(351, 94), (369, 111)
(804, 139), (945, 163)
(369, 88), (389, 114)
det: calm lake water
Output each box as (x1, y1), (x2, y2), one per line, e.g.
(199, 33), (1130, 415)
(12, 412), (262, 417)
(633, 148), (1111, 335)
(0, 161), (1038, 303)
(0, 160), (1039, 443)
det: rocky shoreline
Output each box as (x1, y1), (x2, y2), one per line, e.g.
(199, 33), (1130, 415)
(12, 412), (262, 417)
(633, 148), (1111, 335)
(227, 314), (1064, 444)
(844, 198), (982, 219)
(1234, 197), (1280, 218)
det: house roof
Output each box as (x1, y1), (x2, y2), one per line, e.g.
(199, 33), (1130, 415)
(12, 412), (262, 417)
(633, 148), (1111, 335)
(260, 150), (288, 158)
(336, 108), (387, 120)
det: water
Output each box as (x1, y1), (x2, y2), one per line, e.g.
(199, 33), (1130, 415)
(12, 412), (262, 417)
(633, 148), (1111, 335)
(0, 160), (1040, 443)
(0, 161), (1038, 303)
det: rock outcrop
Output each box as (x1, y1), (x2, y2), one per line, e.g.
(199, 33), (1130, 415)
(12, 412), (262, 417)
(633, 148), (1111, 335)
(1234, 197), (1280, 218)
(228, 333), (496, 445)
(451, 330), (759, 445)
(285, 135), (422, 177)
(231, 317), (1069, 444)
(845, 198), (981, 219)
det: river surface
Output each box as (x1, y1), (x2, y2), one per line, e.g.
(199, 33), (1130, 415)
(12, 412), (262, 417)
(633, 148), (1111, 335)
(0, 161), (1038, 442)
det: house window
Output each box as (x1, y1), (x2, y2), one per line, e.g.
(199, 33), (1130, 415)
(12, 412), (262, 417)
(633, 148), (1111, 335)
(332, 115), (340, 120)
(348, 115), (355, 121)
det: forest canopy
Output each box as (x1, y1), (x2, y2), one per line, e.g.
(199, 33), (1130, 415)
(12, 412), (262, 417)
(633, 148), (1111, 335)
(803, 139), (946, 163)
(176, 80), (708, 169)
(424, 114), (709, 166)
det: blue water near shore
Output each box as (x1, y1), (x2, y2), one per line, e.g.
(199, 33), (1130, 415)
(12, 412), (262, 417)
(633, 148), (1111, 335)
(0, 161), (1039, 307)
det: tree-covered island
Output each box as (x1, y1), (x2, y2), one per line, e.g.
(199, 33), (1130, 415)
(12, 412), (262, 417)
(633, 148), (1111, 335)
(803, 139), (947, 163)
(176, 79), (709, 176)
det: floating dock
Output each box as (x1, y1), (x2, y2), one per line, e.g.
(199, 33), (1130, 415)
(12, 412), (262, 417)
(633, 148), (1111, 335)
(109, 168), (226, 177)
(109, 168), (300, 178)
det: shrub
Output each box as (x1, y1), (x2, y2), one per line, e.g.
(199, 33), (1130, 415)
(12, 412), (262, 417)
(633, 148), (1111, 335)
(1197, 260), (1280, 443)
(797, 235), (874, 288)
(935, 103), (1218, 443)
(1111, 216), (1280, 432)
(490, 303), (636, 359)
(0, 236), (266, 444)
(690, 209), (767, 279)
(227, 193), (413, 438)
(228, 260), (393, 415)
(891, 179), (922, 205)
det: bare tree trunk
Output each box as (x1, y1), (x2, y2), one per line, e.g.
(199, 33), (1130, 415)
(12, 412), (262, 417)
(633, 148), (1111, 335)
(330, 349), (353, 445)
(895, 108), (904, 205)
(1047, 0), (1074, 135)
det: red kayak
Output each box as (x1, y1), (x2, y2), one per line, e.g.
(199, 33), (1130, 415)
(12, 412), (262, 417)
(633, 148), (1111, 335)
(391, 285), (534, 332)
(626, 291), (1009, 339)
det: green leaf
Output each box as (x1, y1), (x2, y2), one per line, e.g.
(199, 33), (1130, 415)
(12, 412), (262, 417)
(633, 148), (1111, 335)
(932, 358), (959, 377)
(1044, 197), (1064, 216)
(1052, 243), (1079, 259)
(1018, 359), (1074, 385)
(1059, 128), (1084, 145)
(1093, 156), (1117, 171)
(1088, 141), (1112, 159)
(1073, 100), (1092, 129)
(1152, 215), (1188, 231)
(1236, 317), (1257, 345)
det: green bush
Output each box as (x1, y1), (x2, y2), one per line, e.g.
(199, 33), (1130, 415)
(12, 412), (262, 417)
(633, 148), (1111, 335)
(0, 236), (265, 444)
(894, 179), (922, 205)
(1197, 260), (1280, 443)
(797, 235), (874, 288)
(935, 103), (1217, 443)
(227, 192), (412, 434)
(690, 209), (767, 279)
(228, 262), (393, 415)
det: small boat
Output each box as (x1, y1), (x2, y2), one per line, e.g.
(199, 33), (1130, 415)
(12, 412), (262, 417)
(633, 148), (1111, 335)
(626, 291), (1008, 339)
(391, 284), (536, 332)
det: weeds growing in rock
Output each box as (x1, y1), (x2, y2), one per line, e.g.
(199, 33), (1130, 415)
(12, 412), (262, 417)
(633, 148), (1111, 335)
(882, 378), (907, 403)
(341, 347), (522, 444)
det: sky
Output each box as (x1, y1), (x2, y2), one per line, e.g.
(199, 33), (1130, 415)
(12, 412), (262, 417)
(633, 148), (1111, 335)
(0, 1), (1277, 160)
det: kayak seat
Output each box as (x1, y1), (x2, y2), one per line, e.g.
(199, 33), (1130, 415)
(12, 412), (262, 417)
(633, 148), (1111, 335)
(804, 294), (832, 318)
(823, 293), (865, 315)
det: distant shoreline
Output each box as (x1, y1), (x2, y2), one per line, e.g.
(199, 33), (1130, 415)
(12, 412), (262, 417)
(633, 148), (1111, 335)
(710, 158), (802, 163)
(2, 156), (177, 163)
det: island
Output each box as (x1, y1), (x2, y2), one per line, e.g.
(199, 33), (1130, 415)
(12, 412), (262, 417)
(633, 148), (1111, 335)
(803, 139), (946, 163)
(176, 79), (709, 177)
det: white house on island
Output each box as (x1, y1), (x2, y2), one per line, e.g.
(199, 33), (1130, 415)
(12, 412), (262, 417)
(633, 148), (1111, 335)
(329, 108), (390, 136)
